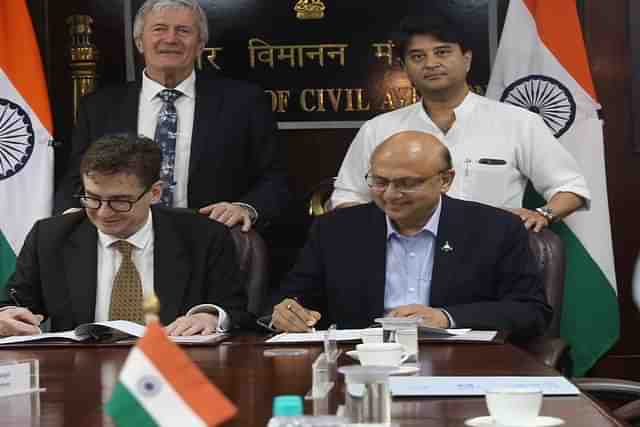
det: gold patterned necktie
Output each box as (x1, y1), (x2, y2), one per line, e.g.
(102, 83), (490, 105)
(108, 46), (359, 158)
(109, 240), (144, 324)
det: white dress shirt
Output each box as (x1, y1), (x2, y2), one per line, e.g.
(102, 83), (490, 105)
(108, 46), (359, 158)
(138, 70), (196, 208)
(332, 91), (591, 210)
(95, 211), (229, 330)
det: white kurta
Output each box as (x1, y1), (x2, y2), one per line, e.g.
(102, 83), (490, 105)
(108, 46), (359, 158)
(331, 92), (590, 210)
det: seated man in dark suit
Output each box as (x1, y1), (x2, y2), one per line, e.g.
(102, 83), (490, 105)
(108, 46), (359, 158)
(271, 131), (551, 340)
(0, 135), (251, 336)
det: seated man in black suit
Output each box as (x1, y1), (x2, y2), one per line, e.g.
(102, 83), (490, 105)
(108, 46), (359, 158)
(0, 135), (251, 336)
(271, 131), (551, 340)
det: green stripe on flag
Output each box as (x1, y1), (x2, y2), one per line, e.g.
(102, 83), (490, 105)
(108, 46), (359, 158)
(0, 231), (16, 299)
(105, 382), (160, 427)
(524, 187), (619, 376)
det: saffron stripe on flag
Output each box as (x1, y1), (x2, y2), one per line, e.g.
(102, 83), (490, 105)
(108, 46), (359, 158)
(521, 0), (596, 99)
(137, 323), (237, 425)
(0, 0), (53, 133)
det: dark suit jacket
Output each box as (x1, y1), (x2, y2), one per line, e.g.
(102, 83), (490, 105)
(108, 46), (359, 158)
(55, 71), (290, 226)
(279, 196), (552, 340)
(4, 206), (253, 332)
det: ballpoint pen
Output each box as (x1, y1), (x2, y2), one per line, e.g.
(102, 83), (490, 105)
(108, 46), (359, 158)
(8, 288), (22, 307)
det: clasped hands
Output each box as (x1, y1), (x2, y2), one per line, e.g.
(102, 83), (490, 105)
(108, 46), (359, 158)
(271, 299), (450, 332)
(0, 307), (218, 337)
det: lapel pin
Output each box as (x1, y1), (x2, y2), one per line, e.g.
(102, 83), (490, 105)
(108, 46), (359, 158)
(441, 241), (453, 253)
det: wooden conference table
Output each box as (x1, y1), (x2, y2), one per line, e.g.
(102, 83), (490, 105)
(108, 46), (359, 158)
(0, 336), (625, 427)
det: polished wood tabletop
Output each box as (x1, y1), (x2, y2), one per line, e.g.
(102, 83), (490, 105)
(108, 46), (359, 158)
(0, 337), (625, 427)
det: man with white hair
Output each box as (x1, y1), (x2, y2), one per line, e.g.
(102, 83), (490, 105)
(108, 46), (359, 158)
(56, 0), (289, 232)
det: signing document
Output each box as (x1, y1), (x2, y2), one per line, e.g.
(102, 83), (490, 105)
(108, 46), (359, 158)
(265, 328), (496, 343)
(0, 320), (226, 345)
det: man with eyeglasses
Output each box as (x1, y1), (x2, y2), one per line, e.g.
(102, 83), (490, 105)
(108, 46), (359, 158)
(0, 135), (251, 337)
(271, 131), (551, 341)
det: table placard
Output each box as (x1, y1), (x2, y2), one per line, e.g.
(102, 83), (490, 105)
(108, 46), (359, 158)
(0, 359), (43, 397)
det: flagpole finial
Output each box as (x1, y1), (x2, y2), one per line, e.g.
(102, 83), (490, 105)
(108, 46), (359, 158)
(143, 293), (161, 325)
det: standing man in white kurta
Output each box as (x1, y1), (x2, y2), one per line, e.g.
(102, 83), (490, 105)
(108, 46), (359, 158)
(331, 14), (589, 231)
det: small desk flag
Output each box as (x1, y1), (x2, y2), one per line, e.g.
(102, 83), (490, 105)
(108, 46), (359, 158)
(106, 322), (237, 427)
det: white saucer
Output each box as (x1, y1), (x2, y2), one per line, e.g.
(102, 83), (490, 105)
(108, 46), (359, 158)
(390, 366), (420, 376)
(345, 351), (419, 375)
(464, 416), (565, 427)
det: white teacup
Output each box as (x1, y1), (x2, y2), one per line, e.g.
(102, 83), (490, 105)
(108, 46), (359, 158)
(485, 388), (543, 426)
(355, 342), (409, 367)
(361, 328), (383, 344)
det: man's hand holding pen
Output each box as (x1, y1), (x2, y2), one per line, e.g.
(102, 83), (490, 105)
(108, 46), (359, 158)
(271, 298), (321, 332)
(0, 307), (43, 336)
(0, 288), (44, 337)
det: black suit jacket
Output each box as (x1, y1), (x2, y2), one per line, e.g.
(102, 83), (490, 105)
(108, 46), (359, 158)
(4, 206), (253, 332)
(279, 196), (552, 340)
(55, 71), (290, 226)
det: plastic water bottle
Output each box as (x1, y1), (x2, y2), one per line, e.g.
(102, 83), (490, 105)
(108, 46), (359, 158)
(266, 395), (347, 426)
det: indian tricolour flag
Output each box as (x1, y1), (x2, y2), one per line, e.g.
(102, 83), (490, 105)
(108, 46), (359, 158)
(0, 0), (54, 293)
(106, 322), (237, 427)
(487, 0), (619, 375)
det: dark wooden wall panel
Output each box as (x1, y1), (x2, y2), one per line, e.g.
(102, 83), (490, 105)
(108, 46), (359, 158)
(582, 0), (640, 376)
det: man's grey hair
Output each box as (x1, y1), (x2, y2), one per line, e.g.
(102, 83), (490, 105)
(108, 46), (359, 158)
(133, 0), (209, 45)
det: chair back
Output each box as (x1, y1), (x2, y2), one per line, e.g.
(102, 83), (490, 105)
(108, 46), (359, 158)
(528, 228), (566, 337)
(308, 177), (336, 216)
(229, 227), (269, 315)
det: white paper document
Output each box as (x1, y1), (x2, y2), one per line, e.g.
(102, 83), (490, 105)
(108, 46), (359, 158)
(266, 329), (364, 343)
(435, 330), (498, 341)
(0, 331), (86, 345)
(265, 328), (497, 344)
(0, 320), (225, 345)
(389, 376), (580, 396)
(419, 326), (471, 336)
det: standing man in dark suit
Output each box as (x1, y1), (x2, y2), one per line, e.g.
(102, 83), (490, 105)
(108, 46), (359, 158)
(272, 131), (551, 340)
(0, 135), (251, 336)
(56, 0), (289, 232)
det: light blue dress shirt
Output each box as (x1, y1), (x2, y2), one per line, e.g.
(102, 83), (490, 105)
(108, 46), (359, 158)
(384, 198), (442, 312)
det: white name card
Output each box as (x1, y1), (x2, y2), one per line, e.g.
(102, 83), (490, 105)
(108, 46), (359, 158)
(0, 359), (42, 397)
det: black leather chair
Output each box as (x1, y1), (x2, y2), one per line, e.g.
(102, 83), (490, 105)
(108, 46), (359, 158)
(308, 177), (336, 216)
(573, 377), (640, 424)
(229, 226), (269, 316)
(519, 228), (571, 371)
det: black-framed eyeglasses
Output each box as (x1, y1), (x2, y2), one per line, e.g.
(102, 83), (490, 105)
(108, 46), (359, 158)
(365, 169), (450, 193)
(73, 186), (150, 213)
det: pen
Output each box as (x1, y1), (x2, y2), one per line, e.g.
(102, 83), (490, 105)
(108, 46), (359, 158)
(8, 288), (22, 307)
(478, 158), (507, 165)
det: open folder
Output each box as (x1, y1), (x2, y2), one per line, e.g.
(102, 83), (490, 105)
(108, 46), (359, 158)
(0, 320), (227, 346)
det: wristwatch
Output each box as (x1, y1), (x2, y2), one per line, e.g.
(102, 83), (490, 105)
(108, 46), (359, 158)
(535, 206), (555, 223)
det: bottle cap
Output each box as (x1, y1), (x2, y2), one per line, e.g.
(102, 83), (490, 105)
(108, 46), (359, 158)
(273, 395), (303, 416)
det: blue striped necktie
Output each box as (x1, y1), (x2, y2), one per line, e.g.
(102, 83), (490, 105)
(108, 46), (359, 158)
(154, 89), (182, 206)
